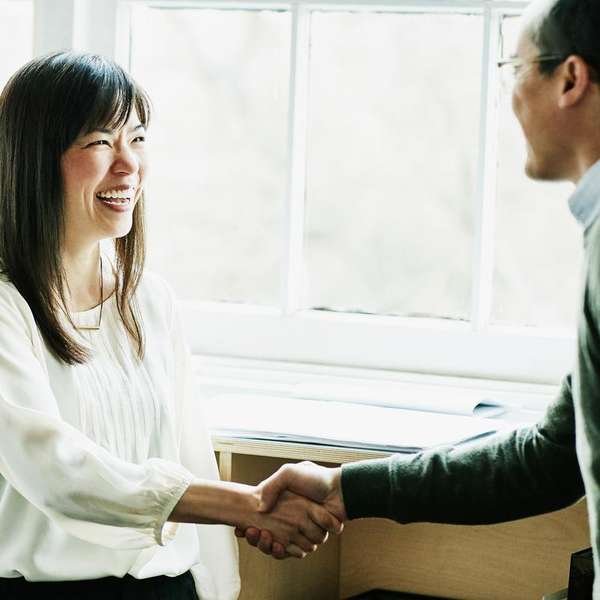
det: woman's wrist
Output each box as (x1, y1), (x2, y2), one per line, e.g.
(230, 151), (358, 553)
(168, 479), (262, 528)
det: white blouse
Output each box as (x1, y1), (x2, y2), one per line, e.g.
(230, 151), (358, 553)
(0, 268), (240, 600)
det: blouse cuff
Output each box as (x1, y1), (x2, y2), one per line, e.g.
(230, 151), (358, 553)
(148, 459), (195, 546)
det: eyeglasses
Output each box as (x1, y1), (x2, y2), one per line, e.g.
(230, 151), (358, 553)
(497, 54), (565, 90)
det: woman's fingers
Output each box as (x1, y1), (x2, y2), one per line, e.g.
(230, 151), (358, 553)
(238, 525), (320, 559)
(246, 527), (262, 547)
(256, 530), (274, 555)
(255, 530), (315, 558)
(235, 527), (260, 546)
(272, 542), (290, 559)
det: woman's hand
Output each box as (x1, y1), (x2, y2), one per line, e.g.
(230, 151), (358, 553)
(168, 478), (340, 559)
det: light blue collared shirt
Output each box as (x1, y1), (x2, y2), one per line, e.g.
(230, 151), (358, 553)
(569, 159), (600, 229)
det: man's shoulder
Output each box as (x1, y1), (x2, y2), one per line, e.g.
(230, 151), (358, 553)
(583, 217), (600, 281)
(586, 212), (600, 241)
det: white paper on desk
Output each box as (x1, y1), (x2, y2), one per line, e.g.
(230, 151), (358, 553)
(207, 394), (499, 452)
(292, 382), (506, 417)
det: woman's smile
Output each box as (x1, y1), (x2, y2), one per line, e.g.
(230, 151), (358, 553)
(96, 185), (138, 212)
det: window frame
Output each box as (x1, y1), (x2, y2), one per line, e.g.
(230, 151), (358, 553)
(29, 0), (576, 387)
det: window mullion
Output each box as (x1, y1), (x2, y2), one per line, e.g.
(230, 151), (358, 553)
(281, 1), (310, 315)
(71, 0), (120, 60)
(33, 0), (75, 56)
(470, 5), (500, 332)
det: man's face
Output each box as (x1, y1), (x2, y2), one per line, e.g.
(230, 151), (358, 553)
(511, 30), (567, 181)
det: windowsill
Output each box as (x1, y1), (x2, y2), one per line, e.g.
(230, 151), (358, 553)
(196, 354), (554, 456)
(193, 353), (557, 410)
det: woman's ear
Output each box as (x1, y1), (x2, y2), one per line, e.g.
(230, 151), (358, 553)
(558, 55), (592, 108)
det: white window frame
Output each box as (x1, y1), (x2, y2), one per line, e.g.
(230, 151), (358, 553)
(26, 0), (576, 389)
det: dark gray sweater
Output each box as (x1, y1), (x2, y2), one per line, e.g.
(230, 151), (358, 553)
(341, 374), (584, 523)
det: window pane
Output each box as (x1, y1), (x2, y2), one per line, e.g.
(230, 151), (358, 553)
(130, 8), (290, 304)
(493, 16), (582, 329)
(0, 1), (33, 87)
(305, 12), (482, 319)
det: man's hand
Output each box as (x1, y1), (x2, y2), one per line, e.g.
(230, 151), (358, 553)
(235, 462), (347, 559)
(248, 489), (340, 559)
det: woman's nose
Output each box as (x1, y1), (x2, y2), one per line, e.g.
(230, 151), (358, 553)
(112, 145), (139, 174)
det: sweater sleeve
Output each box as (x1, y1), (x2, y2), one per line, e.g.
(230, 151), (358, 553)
(0, 283), (194, 549)
(341, 374), (584, 523)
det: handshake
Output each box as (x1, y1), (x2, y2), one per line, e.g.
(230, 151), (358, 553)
(235, 461), (347, 560)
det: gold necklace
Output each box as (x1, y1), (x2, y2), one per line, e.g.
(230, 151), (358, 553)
(75, 255), (104, 331)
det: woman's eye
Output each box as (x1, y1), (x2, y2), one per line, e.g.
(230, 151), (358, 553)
(132, 136), (146, 143)
(88, 139), (110, 147)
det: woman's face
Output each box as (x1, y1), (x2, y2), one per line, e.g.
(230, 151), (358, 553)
(60, 109), (147, 248)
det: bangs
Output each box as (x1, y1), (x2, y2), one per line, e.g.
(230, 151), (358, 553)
(77, 60), (151, 138)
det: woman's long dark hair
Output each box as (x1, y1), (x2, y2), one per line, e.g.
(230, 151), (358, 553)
(0, 52), (150, 365)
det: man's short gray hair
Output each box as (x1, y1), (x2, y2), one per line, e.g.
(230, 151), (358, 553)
(523, 0), (600, 77)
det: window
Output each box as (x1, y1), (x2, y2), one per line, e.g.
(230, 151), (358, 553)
(19, 0), (579, 385)
(305, 11), (482, 320)
(130, 7), (290, 305)
(0, 0), (33, 87)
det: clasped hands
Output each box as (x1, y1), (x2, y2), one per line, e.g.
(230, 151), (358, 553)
(237, 461), (346, 559)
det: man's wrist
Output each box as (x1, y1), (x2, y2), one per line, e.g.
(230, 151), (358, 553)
(328, 466), (347, 522)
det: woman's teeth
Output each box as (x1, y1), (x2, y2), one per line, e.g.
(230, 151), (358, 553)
(96, 188), (135, 201)
(99, 198), (130, 205)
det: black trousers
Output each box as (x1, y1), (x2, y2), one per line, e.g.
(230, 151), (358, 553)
(0, 570), (199, 599)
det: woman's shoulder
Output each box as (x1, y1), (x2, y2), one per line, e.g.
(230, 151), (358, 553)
(135, 269), (179, 327)
(0, 272), (32, 313)
(0, 272), (39, 340)
(137, 269), (177, 303)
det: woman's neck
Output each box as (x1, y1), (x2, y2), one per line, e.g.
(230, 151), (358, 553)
(62, 243), (107, 312)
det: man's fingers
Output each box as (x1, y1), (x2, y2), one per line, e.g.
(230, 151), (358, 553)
(234, 527), (244, 538)
(290, 532), (318, 553)
(285, 543), (307, 559)
(298, 518), (328, 545)
(309, 503), (344, 535)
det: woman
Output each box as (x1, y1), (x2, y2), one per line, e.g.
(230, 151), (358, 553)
(0, 52), (340, 599)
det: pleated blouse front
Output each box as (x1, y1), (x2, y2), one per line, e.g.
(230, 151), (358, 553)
(0, 269), (240, 600)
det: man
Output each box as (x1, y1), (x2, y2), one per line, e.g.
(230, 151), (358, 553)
(237, 0), (600, 594)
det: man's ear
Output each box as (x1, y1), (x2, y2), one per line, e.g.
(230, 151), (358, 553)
(558, 55), (592, 108)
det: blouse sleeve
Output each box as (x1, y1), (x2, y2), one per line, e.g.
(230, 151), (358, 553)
(0, 284), (194, 550)
(167, 285), (241, 599)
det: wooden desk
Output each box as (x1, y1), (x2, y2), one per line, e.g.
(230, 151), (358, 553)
(213, 436), (590, 600)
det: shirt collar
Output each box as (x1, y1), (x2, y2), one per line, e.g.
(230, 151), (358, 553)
(569, 159), (600, 229)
